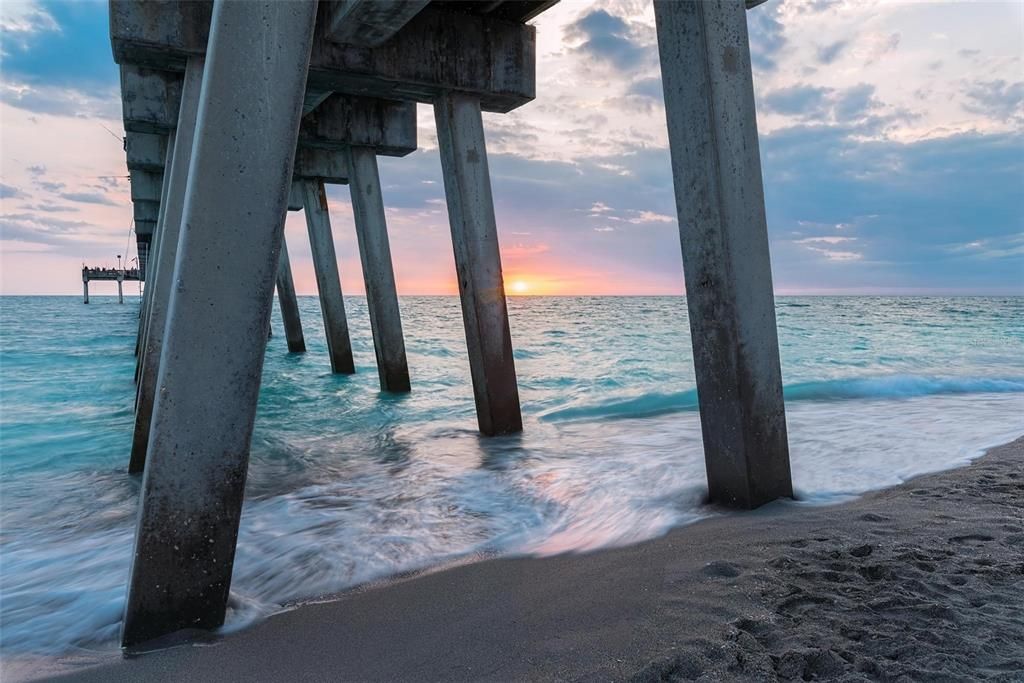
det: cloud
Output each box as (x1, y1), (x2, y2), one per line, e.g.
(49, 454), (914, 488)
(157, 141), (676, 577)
(833, 84), (881, 122)
(0, 1), (115, 89)
(0, 81), (121, 119)
(944, 234), (1024, 259)
(748, 3), (787, 73)
(564, 9), (652, 72)
(36, 180), (65, 192)
(794, 236), (857, 245)
(760, 83), (900, 133)
(59, 191), (118, 206)
(626, 77), (663, 102)
(803, 247), (862, 261)
(0, 2), (119, 119)
(762, 85), (831, 117)
(816, 40), (847, 65)
(1, 183), (25, 199)
(0, 1), (58, 41)
(628, 210), (674, 224)
(963, 80), (1024, 123)
(0, 211), (95, 247)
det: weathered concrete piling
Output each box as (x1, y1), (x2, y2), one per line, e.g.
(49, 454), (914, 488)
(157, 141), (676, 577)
(348, 146), (411, 392)
(120, 0), (319, 648)
(301, 179), (356, 374)
(654, 0), (792, 507)
(111, 0), (794, 650)
(276, 237), (307, 354)
(128, 57), (203, 475)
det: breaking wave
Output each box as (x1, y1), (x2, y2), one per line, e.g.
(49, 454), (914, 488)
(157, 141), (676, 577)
(541, 375), (1024, 422)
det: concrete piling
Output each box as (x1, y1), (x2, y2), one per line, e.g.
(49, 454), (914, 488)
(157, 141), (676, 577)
(135, 130), (175, 362)
(276, 236), (306, 353)
(129, 57), (203, 475)
(434, 92), (522, 435)
(347, 146), (410, 392)
(654, 0), (793, 508)
(121, 0), (318, 649)
(301, 179), (355, 374)
(82, 280), (88, 304)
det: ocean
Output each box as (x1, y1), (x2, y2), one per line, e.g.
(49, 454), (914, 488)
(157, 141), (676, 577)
(1, 295), (1022, 659)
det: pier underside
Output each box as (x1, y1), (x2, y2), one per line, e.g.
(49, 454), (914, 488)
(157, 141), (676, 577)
(111, 0), (793, 651)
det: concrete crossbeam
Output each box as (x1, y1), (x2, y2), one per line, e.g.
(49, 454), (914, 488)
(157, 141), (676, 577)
(125, 131), (167, 172)
(120, 74), (414, 160)
(133, 201), (159, 232)
(300, 95), (416, 157)
(320, 0), (430, 47)
(110, 2), (535, 112)
(120, 65), (182, 133)
(134, 219), (156, 239)
(654, 0), (792, 508)
(293, 148), (349, 184)
(129, 170), (162, 203)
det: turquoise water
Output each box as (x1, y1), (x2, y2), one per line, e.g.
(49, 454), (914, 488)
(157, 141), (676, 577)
(1, 295), (1022, 658)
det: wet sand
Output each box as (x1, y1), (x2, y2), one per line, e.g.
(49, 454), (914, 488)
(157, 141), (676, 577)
(38, 437), (1024, 681)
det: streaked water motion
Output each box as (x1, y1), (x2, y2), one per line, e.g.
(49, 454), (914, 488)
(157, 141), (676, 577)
(1, 295), (1021, 657)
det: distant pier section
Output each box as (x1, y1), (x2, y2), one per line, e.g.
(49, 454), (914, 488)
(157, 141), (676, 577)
(82, 266), (139, 304)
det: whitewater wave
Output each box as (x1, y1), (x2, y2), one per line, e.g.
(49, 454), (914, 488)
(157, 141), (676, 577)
(539, 375), (1024, 422)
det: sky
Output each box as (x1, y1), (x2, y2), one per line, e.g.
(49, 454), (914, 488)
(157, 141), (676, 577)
(0, 0), (1021, 295)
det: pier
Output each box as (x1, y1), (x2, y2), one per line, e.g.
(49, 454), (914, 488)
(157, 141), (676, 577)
(111, 0), (792, 649)
(81, 266), (139, 304)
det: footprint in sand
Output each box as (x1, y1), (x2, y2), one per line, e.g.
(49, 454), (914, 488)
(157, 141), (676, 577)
(702, 560), (742, 578)
(949, 534), (994, 545)
(859, 513), (890, 522)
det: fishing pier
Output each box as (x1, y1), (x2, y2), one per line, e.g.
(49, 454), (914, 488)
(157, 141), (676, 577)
(81, 266), (139, 304)
(112, 0), (792, 650)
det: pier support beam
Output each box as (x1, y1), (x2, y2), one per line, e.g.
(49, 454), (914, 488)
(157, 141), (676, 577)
(135, 133), (174, 360)
(117, 277), (124, 304)
(121, 0), (317, 648)
(301, 180), (355, 374)
(434, 92), (521, 435)
(82, 279), (89, 304)
(347, 147), (410, 392)
(654, 0), (792, 508)
(275, 236), (306, 353)
(129, 58), (203, 474)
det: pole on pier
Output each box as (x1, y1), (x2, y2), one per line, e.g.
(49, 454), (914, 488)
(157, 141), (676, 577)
(434, 92), (521, 435)
(128, 58), (204, 475)
(276, 236), (306, 353)
(121, 0), (317, 649)
(301, 180), (355, 374)
(654, 0), (792, 508)
(347, 147), (410, 392)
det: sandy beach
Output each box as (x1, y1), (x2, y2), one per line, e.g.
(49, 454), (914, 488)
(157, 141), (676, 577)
(24, 436), (1018, 682)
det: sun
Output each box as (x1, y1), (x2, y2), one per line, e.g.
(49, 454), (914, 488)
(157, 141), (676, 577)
(510, 280), (530, 294)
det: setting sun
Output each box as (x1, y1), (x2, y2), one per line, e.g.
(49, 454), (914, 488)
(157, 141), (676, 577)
(509, 280), (530, 294)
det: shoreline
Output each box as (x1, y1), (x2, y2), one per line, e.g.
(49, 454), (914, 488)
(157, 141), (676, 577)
(20, 435), (1021, 682)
